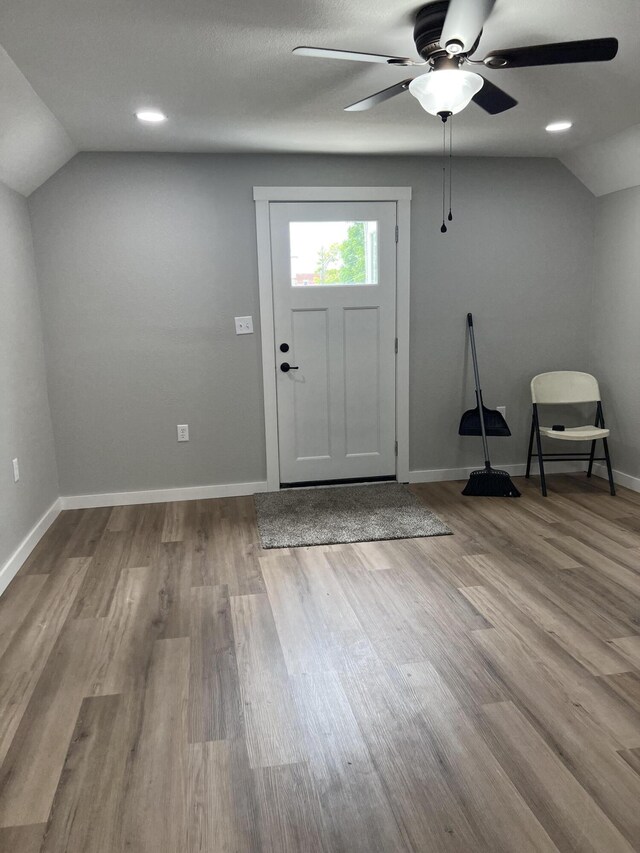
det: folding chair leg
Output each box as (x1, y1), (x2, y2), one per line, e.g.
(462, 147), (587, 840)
(525, 416), (535, 479)
(602, 437), (616, 496)
(533, 409), (547, 497)
(587, 440), (597, 478)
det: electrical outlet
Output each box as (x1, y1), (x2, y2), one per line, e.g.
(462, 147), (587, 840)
(177, 424), (189, 442)
(497, 406), (506, 419)
(234, 316), (253, 335)
(12, 458), (19, 482)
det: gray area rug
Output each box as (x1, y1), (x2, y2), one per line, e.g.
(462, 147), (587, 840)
(254, 483), (451, 549)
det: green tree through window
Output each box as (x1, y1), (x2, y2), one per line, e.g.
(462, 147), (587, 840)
(315, 222), (366, 283)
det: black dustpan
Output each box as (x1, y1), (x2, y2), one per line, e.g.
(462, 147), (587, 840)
(459, 400), (511, 437)
(458, 313), (511, 437)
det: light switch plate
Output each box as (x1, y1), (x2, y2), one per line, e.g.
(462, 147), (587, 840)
(12, 458), (19, 482)
(235, 316), (253, 335)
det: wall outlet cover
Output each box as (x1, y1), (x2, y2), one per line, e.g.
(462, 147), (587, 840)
(177, 424), (189, 442)
(235, 316), (253, 335)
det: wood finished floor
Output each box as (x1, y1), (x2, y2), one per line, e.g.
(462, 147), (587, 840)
(1, 474), (640, 852)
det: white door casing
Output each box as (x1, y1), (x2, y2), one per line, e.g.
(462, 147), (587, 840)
(271, 201), (396, 484)
(254, 187), (411, 490)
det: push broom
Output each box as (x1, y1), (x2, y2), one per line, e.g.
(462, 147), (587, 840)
(461, 313), (520, 497)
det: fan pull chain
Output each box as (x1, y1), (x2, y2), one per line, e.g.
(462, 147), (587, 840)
(440, 118), (447, 233)
(448, 117), (453, 222)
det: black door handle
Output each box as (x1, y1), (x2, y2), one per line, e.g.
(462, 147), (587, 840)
(280, 362), (299, 373)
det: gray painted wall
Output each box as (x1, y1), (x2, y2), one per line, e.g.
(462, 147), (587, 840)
(0, 181), (58, 569)
(28, 153), (596, 495)
(591, 186), (640, 480)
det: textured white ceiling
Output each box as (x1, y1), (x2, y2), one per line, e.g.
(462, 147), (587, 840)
(0, 47), (76, 195)
(0, 0), (638, 166)
(0, 0), (639, 198)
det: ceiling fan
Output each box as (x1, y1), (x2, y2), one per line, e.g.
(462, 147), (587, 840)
(293, 0), (618, 120)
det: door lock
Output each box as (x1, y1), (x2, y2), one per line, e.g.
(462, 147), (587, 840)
(280, 362), (299, 373)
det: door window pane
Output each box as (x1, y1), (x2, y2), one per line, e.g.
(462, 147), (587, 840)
(289, 221), (378, 286)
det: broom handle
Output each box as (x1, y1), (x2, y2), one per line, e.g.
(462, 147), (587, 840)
(467, 313), (491, 467)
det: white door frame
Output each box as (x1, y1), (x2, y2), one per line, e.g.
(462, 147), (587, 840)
(254, 186), (411, 491)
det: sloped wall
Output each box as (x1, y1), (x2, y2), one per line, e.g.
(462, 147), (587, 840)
(0, 45), (75, 196)
(0, 181), (58, 572)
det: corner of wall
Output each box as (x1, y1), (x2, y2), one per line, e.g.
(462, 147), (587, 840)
(0, 180), (60, 574)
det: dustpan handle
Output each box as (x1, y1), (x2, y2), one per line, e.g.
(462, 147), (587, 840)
(467, 314), (490, 466)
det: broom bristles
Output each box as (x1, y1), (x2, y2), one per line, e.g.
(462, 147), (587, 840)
(462, 467), (521, 497)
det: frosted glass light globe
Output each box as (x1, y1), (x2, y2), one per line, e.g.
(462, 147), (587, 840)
(409, 70), (484, 117)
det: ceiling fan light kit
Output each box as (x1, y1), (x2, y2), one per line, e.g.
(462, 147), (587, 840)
(409, 68), (484, 118)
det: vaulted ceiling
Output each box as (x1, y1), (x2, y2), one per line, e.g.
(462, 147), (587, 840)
(0, 0), (638, 194)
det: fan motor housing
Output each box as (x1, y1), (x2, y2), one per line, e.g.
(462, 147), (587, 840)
(413, 1), (480, 60)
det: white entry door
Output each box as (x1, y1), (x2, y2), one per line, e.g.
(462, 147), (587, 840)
(269, 201), (398, 485)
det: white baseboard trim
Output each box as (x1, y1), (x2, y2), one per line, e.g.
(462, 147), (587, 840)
(408, 462), (584, 484)
(59, 480), (269, 510)
(591, 463), (640, 493)
(0, 499), (61, 597)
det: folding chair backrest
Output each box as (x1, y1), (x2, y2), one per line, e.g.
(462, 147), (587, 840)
(531, 371), (601, 404)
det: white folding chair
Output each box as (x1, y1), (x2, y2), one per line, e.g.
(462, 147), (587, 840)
(525, 371), (615, 497)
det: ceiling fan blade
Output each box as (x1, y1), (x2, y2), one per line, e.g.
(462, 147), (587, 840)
(440, 0), (496, 54)
(293, 46), (413, 66)
(344, 79), (413, 112)
(483, 37), (618, 68)
(471, 77), (518, 114)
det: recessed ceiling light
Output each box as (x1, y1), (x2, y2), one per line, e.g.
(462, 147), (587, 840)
(545, 120), (572, 133)
(135, 109), (167, 123)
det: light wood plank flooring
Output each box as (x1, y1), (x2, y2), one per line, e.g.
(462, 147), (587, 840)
(1, 473), (640, 851)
